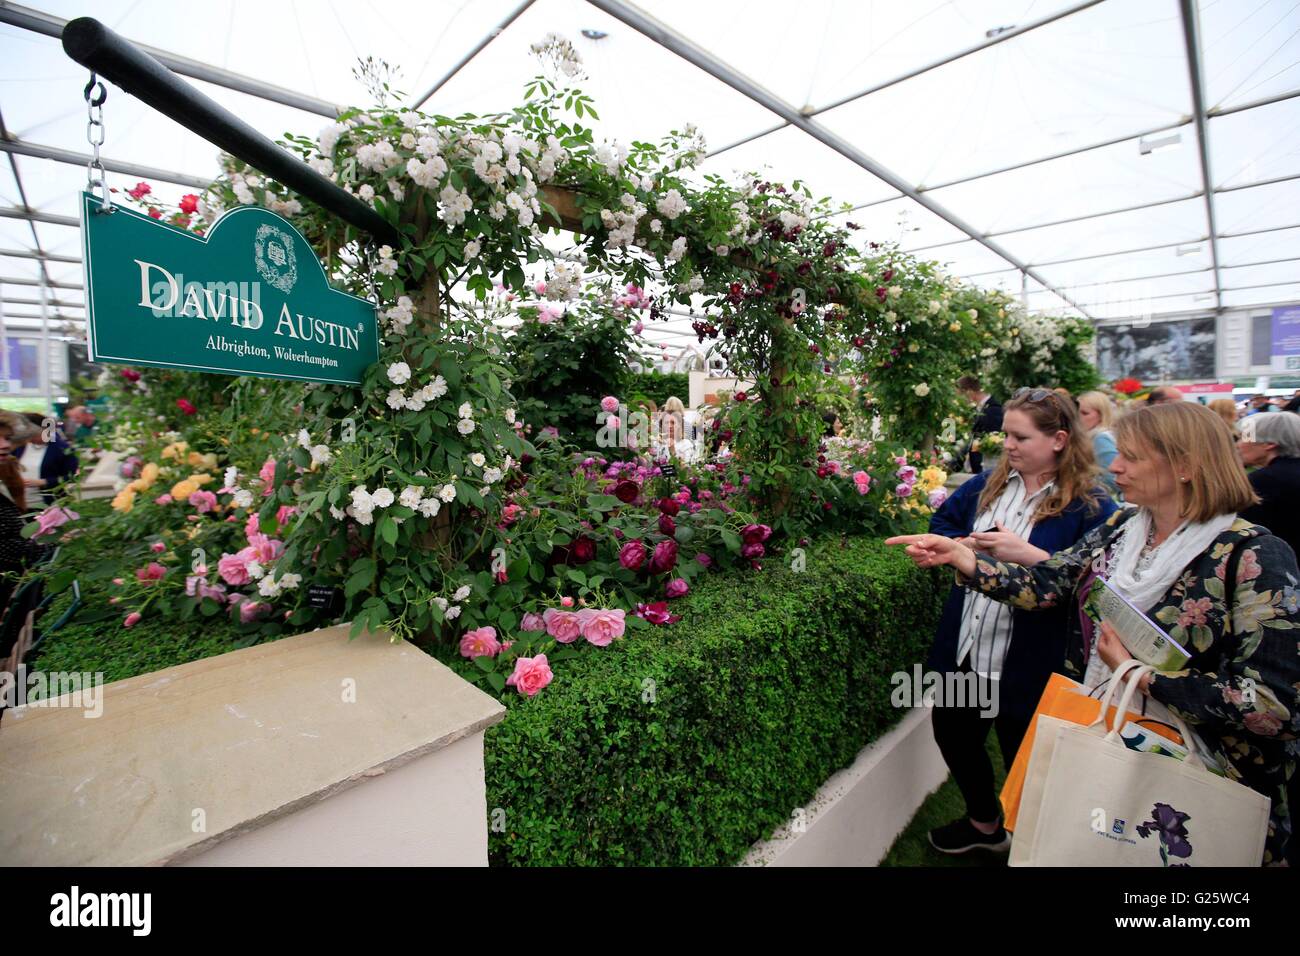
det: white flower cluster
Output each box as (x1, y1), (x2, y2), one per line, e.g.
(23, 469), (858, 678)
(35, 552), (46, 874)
(356, 139), (399, 173)
(382, 295), (415, 335)
(458, 402), (475, 436)
(594, 141), (628, 177)
(295, 429), (333, 467)
(529, 32), (584, 79)
(438, 184), (473, 227)
(386, 374), (448, 412)
(543, 259), (584, 300)
(258, 572), (302, 598)
(317, 122), (348, 158)
(537, 134), (568, 182)
(600, 193), (648, 250)
(655, 188), (689, 220)
(268, 197), (304, 217)
(231, 171), (262, 206)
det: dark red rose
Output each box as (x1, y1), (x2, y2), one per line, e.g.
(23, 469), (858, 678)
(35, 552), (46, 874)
(734, 391), (747, 402)
(875, 286), (888, 302)
(741, 523), (772, 545)
(613, 479), (640, 504)
(854, 336), (865, 347)
(658, 512), (676, 537)
(823, 241), (838, 257)
(619, 540), (647, 571)
(741, 542), (765, 560)
(120, 368), (141, 383)
(658, 497), (680, 517)
(882, 268), (894, 282)
(176, 398), (197, 415)
(648, 539), (678, 575)
(179, 193), (200, 214)
(571, 536), (596, 564)
(635, 601), (680, 625)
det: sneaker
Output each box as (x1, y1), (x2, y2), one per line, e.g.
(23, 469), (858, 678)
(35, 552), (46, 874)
(928, 817), (1011, 855)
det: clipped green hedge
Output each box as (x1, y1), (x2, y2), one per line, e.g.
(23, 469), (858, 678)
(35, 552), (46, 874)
(31, 585), (246, 683)
(484, 535), (946, 866)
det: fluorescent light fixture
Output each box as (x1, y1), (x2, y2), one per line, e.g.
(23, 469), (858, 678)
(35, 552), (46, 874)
(581, 29), (608, 40)
(985, 25), (1016, 38)
(1175, 244), (1202, 256)
(1139, 132), (1182, 155)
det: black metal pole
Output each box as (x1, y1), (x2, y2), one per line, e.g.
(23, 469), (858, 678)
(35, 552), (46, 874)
(61, 17), (401, 248)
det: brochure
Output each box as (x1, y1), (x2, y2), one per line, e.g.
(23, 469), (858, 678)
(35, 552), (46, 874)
(1084, 577), (1191, 671)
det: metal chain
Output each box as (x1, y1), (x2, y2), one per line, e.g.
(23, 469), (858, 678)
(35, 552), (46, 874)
(84, 73), (113, 214)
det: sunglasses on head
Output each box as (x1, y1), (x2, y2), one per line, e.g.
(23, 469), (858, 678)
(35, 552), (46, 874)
(1011, 387), (1071, 429)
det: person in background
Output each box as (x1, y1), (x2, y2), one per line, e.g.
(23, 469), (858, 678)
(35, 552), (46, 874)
(1246, 394), (1274, 416)
(821, 410), (844, 438)
(1283, 389), (1300, 414)
(955, 375), (1003, 474)
(0, 413), (48, 588)
(920, 388), (1116, 855)
(1146, 385), (1184, 406)
(1238, 412), (1300, 559)
(889, 402), (1300, 866)
(1052, 387), (1077, 410)
(15, 412), (79, 508)
(1208, 397), (1241, 438)
(62, 405), (97, 445)
(657, 396), (686, 459)
(1077, 391), (1119, 496)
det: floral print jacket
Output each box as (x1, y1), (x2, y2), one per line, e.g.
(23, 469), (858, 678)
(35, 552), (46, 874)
(960, 507), (1300, 866)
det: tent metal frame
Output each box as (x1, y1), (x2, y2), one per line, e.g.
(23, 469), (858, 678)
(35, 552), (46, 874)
(0, 0), (1295, 327)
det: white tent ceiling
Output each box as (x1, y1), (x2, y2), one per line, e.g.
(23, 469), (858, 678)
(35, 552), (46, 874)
(1, 0), (1298, 359)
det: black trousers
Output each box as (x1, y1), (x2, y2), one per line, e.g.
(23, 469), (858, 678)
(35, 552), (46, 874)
(930, 658), (1033, 825)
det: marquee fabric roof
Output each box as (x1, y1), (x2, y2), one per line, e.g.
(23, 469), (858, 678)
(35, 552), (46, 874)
(2, 0), (1297, 366)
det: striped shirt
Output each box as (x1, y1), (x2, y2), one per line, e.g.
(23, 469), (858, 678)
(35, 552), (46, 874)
(956, 471), (1055, 679)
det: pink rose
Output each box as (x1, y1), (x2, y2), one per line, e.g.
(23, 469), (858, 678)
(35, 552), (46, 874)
(136, 562), (167, 583)
(520, 612), (546, 632)
(259, 457), (276, 496)
(459, 626), (502, 659)
(154, 494), (174, 505)
(33, 506), (79, 538)
(239, 600), (269, 624)
(245, 513), (260, 539)
(246, 533), (284, 564)
(928, 488), (948, 509)
(560, 596), (575, 608)
(217, 552), (250, 586)
(665, 578), (689, 599)
(276, 505), (298, 528)
(543, 609), (583, 643)
(505, 654), (553, 697)
(740, 524), (772, 545)
(895, 483), (914, 498)
(149, 541), (166, 554)
(897, 465), (918, 484)
(112, 577), (124, 586)
(601, 396), (619, 413)
(123, 612), (142, 628)
(189, 490), (218, 513)
(578, 608), (626, 647)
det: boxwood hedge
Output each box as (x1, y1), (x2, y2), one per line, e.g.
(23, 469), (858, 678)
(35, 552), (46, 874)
(485, 535), (946, 866)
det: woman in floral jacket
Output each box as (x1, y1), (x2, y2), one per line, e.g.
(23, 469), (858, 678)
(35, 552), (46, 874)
(891, 402), (1300, 866)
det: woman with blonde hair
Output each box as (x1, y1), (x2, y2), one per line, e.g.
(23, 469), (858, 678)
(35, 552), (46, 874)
(656, 396), (686, 458)
(919, 388), (1117, 854)
(1208, 397), (1239, 437)
(1077, 391), (1119, 494)
(890, 401), (1300, 865)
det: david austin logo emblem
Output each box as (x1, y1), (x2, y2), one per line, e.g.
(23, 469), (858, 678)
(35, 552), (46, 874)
(253, 222), (298, 294)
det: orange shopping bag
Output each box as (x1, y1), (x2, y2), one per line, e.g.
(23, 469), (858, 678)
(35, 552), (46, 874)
(1000, 667), (1182, 832)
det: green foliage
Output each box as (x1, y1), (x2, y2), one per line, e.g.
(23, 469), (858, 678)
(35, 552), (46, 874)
(627, 371), (689, 409)
(479, 535), (946, 866)
(504, 299), (638, 445)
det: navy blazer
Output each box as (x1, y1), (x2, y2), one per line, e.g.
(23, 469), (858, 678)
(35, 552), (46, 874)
(16, 435), (80, 506)
(926, 471), (1117, 721)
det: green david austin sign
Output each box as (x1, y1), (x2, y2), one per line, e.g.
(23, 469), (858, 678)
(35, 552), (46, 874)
(81, 192), (378, 385)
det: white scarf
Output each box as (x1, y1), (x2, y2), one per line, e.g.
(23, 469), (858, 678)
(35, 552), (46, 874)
(1106, 508), (1238, 613)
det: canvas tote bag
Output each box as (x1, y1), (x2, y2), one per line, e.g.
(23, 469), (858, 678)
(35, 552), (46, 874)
(1011, 664), (1270, 867)
(1001, 662), (1182, 832)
